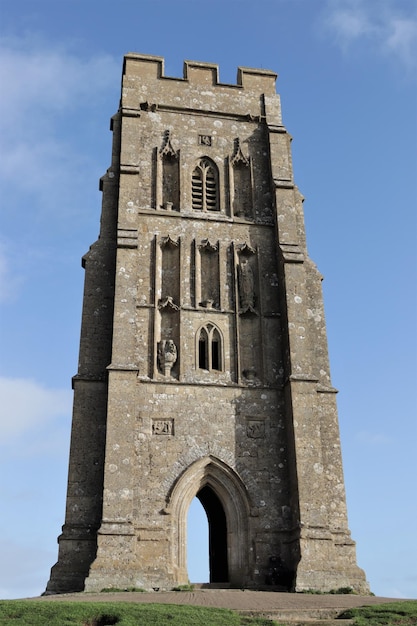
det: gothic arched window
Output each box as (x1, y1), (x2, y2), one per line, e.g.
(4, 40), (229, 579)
(192, 158), (219, 212)
(197, 324), (223, 371)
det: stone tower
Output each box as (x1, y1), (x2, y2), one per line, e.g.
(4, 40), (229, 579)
(45, 54), (368, 594)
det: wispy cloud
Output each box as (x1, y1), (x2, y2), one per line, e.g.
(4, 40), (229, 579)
(0, 36), (119, 124)
(320, 0), (417, 73)
(324, 2), (375, 44)
(0, 243), (24, 303)
(0, 377), (72, 449)
(0, 36), (119, 217)
(385, 16), (417, 69)
(356, 430), (392, 446)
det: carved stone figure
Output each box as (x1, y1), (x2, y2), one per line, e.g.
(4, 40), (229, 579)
(158, 296), (180, 311)
(158, 339), (177, 377)
(238, 259), (255, 310)
(247, 420), (265, 438)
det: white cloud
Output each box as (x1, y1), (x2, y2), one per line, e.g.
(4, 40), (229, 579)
(0, 243), (24, 303)
(0, 37), (119, 217)
(0, 37), (119, 123)
(0, 377), (72, 441)
(385, 16), (417, 69)
(2, 136), (92, 212)
(356, 430), (392, 445)
(321, 0), (417, 72)
(324, 3), (375, 45)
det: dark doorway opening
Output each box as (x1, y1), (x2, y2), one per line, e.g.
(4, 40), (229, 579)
(197, 485), (229, 583)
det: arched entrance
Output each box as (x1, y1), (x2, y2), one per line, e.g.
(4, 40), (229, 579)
(187, 497), (209, 582)
(167, 456), (251, 586)
(197, 485), (228, 582)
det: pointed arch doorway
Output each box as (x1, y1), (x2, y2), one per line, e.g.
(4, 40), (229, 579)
(168, 456), (251, 587)
(197, 485), (228, 583)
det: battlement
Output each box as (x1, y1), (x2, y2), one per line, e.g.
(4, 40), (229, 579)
(123, 53), (277, 94)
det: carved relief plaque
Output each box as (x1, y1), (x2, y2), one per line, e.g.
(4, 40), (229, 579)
(199, 134), (212, 146)
(152, 419), (174, 435)
(247, 420), (265, 438)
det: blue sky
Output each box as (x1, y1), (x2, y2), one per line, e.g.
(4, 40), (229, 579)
(0, 0), (416, 600)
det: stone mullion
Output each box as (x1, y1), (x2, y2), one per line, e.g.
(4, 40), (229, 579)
(202, 168), (207, 212)
(208, 327), (213, 371)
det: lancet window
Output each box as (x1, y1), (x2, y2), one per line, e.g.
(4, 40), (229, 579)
(197, 324), (223, 371)
(192, 158), (219, 212)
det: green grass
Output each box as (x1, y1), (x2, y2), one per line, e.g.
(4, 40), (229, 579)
(3, 598), (416, 626)
(0, 600), (277, 626)
(339, 600), (417, 625)
(171, 584), (195, 591)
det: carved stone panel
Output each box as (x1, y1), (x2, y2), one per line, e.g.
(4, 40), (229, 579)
(247, 420), (265, 438)
(152, 419), (174, 435)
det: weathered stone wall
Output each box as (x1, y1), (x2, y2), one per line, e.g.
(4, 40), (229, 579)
(46, 54), (369, 595)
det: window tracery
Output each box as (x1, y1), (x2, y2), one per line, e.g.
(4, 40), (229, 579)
(197, 323), (223, 372)
(192, 158), (219, 212)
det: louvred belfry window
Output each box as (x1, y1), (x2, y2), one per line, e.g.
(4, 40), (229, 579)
(192, 158), (219, 211)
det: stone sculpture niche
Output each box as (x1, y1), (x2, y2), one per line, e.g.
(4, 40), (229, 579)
(237, 243), (257, 316)
(198, 239), (220, 309)
(236, 243), (262, 383)
(157, 130), (180, 211)
(238, 258), (256, 314)
(156, 235), (181, 378)
(230, 138), (252, 219)
(160, 235), (180, 305)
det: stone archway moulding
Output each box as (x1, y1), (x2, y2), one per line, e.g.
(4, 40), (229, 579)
(165, 456), (251, 585)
